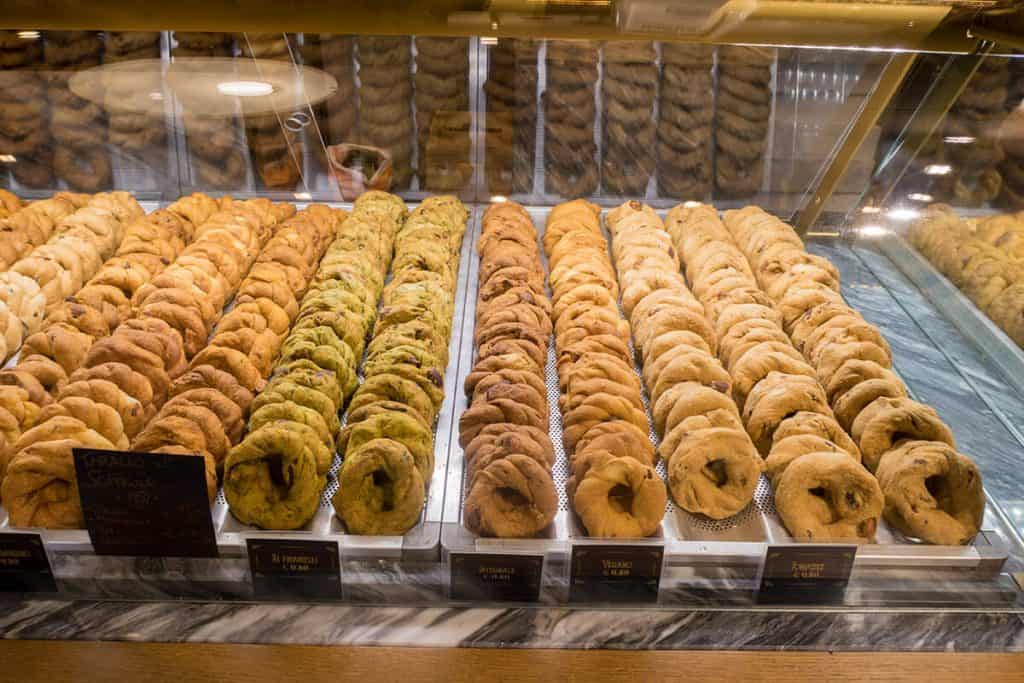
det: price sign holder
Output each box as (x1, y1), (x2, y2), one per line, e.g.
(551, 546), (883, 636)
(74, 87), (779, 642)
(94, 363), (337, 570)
(450, 552), (544, 602)
(0, 532), (56, 593)
(247, 537), (342, 601)
(569, 544), (664, 604)
(74, 449), (218, 558)
(757, 544), (857, 605)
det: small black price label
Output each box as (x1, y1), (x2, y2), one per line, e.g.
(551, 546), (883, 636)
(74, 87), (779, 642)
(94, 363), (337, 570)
(247, 538), (342, 601)
(0, 533), (56, 593)
(450, 552), (544, 602)
(74, 449), (218, 558)
(758, 544), (857, 604)
(569, 544), (664, 604)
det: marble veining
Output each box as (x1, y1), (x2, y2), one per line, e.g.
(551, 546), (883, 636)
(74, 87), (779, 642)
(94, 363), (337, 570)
(809, 240), (1024, 519)
(1, 600), (1024, 652)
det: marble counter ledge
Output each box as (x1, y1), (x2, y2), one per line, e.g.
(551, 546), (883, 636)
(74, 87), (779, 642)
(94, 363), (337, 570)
(1, 601), (1024, 652)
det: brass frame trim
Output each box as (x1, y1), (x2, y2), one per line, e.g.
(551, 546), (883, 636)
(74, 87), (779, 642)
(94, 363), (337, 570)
(0, 1), (961, 52)
(968, 25), (1024, 51)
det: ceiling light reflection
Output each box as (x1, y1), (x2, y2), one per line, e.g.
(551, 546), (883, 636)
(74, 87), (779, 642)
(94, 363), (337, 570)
(887, 208), (920, 221)
(924, 164), (952, 176)
(217, 80), (274, 97)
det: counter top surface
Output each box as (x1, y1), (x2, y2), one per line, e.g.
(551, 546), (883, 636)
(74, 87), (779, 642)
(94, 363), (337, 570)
(1, 600), (1023, 652)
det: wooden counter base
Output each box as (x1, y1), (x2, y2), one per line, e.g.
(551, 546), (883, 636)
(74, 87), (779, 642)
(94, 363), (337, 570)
(3, 641), (1023, 682)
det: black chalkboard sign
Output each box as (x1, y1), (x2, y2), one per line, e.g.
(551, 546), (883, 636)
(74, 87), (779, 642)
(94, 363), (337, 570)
(758, 544), (857, 604)
(247, 538), (342, 600)
(73, 449), (218, 558)
(450, 552), (544, 602)
(0, 532), (56, 593)
(569, 544), (664, 604)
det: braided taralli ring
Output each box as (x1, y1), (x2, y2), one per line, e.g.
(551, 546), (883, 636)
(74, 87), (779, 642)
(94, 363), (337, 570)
(463, 454), (558, 537)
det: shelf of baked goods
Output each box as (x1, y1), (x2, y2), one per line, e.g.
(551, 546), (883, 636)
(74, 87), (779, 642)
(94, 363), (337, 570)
(0, 30), (889, 224)
(442, 199), (1020, 607)
(0, 189), (1019, 606)
(0, 190), (470, 602)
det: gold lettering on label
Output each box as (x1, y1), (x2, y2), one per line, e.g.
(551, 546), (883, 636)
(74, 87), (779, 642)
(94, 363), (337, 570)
(480, 567), (515, 575)
(601, 560), (632, 569)
(480, 566), (516, 582)
(600, 559), (633, 577)
(791, 561), (825, 579)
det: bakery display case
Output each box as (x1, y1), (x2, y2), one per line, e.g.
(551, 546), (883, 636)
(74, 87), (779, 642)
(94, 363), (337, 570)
(0, 0), (1021, 612)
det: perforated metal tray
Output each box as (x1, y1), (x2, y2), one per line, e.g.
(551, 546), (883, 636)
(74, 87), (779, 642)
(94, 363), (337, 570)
(441, 205), (1015, 603)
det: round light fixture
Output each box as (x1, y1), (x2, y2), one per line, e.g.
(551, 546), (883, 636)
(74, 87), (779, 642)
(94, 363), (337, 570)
(69, 58), (337, 119)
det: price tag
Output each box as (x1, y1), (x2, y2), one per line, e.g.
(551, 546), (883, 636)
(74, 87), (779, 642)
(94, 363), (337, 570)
(73, 449), (218, 558)
(569, 544), (664, 604)
(758, 544), (857, 604)
(247, 538), (342, 601)
(0, 533), (56, 593)
(450, 552), (543, 602)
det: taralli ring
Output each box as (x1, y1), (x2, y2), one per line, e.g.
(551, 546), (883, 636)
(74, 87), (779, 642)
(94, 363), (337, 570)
(775, 451), (883, 543)
(335, 438), (426, 536)
(223, 424), (325, 530)
(573, 457), (667, 538)
(667, 427), (761, 519)
(850, 397), (955, 472)
(875, 440), (983, 546)
(463, 454), (558, 537)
